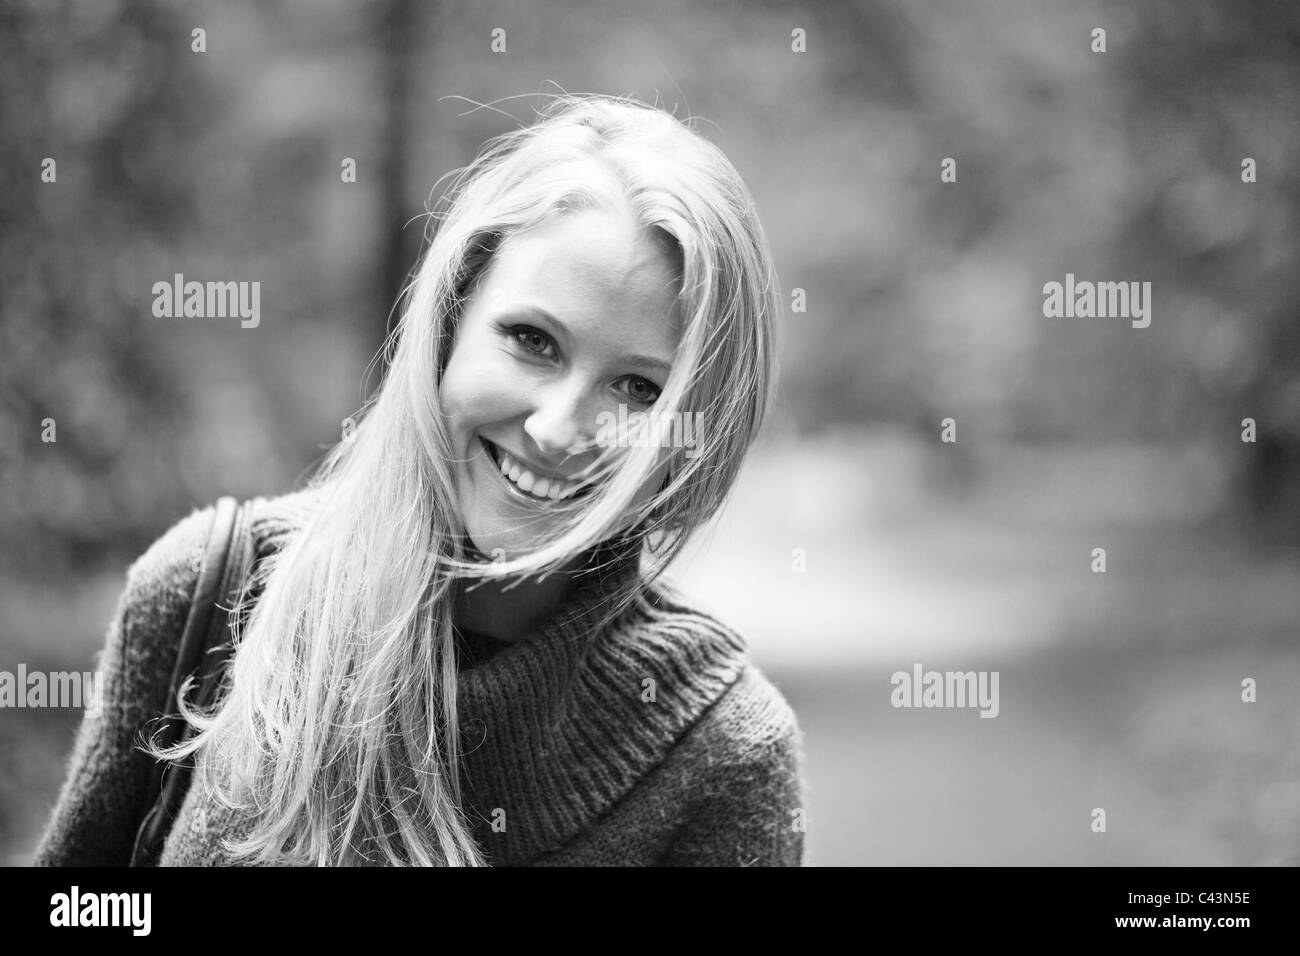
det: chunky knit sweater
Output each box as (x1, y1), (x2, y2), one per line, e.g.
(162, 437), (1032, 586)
(31, 490), (806, 866)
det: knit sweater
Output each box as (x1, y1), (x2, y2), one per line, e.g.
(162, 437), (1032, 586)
(31, 489), (807, 866)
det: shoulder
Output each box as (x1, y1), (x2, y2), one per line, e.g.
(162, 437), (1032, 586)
(656, 654), (807, 866)
(684, 663), (804, 773)
(639, 580), (804, 774)
(112, 490), (316, 685)
(122, 486), (321, 606)
(119, 503), (217, 633)
(85, 502), (219, 730)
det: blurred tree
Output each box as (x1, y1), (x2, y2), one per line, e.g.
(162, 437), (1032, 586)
(375, 0), (422, 349)
(0, 0), (216, 576)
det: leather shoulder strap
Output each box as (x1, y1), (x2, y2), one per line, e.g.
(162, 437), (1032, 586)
(130, 495), (256, 866)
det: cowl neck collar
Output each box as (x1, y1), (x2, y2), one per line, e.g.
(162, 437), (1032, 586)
(451, 539), (747, 864)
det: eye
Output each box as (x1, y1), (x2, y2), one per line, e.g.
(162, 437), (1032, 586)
(504, 324), (557, 359)
(620, 376), (662, 407)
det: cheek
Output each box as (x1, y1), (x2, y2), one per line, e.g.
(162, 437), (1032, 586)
(441, 342), (518, 427)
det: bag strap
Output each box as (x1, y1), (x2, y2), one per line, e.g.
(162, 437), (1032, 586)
(130, 495), (258, 866)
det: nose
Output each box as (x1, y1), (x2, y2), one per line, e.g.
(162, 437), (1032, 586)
(523, 382), (601, 462)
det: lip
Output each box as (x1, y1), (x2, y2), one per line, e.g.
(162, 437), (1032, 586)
(479, 437), (593, 502)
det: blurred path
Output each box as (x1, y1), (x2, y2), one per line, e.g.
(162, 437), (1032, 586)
(669, 431), (1300, 864)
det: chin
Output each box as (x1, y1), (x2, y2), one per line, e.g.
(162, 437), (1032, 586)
(464, 525), (540, 560)
(459, 494), (559, 559)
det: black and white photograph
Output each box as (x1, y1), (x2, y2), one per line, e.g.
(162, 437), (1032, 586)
(1, 0), (1296, 926)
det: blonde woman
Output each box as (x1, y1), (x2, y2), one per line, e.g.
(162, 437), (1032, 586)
(33, 94), (805, 867)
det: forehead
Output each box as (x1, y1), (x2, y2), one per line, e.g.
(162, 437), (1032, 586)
(480, 207), (683, 348)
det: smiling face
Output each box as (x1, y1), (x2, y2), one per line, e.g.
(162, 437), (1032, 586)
(439, 204), (682, 559)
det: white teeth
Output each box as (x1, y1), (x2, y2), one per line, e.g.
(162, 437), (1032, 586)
(489, 443), (582, 501)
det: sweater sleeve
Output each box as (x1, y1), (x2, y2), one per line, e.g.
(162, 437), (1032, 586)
(660, 668), (808, 867)
(30, 505), (214, 866)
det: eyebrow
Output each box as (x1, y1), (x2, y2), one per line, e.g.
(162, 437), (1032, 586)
(501, 305), (673, 377)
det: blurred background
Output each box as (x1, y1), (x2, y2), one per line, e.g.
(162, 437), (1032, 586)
(3, 0), (1299, 865)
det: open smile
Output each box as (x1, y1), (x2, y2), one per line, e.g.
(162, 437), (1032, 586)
(480, 437), (595, 502)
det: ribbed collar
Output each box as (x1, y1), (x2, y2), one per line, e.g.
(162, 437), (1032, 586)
(453, 537), (748, 865)
(252, 490), (749, 866)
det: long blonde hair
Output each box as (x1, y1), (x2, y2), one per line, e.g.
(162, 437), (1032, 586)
(145, 93), (781, 865)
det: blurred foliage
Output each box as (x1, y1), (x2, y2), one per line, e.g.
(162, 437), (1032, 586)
(3, 0), (1300, 581)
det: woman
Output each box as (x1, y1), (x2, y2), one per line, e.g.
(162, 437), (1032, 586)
(33, 94), (805, 866)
